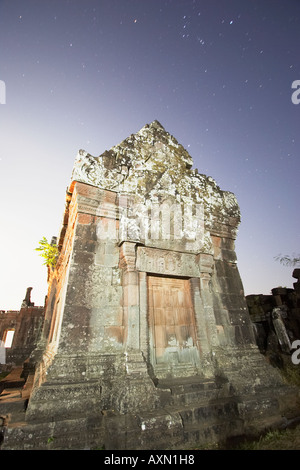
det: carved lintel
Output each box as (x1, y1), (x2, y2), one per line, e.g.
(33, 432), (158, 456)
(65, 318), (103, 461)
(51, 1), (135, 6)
(136, 246), (199, 277)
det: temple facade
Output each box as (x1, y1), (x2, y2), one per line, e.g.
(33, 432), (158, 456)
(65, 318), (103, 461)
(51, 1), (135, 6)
(2, 121), (299, 449)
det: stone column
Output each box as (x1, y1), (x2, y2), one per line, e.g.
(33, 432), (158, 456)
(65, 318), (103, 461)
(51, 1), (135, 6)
(117, 242), (158, 412)
(119, 241), (140, 352)
(190, 278), (210, 354)
(198, 253), (219, 349)
(138, 271), (149, 358)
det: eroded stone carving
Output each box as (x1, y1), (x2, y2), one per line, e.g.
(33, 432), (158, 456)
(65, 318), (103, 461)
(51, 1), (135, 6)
(71, 121), (240, 233)
(136, 247), (199, 277)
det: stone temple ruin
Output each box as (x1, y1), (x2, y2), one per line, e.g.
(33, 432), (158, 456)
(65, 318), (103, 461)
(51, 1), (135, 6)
(1, 120), (300, 449)
(247, 271), (300, 366)
(0, 288), (44, 367)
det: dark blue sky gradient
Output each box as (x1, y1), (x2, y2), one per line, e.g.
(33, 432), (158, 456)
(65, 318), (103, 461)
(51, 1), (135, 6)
(0, 0), (299, 309)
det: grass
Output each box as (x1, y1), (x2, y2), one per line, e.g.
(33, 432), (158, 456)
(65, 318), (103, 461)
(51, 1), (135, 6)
(280, 362), (300, 388)
(234, 426), (300, 450)
(193, 425), (300, 450)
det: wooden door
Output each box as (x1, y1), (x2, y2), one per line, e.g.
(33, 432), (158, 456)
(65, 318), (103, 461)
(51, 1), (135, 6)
(148, 275), (198, 370)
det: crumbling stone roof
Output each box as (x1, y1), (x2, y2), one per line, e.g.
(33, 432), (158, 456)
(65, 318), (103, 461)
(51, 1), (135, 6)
(71, 120), (240, 232)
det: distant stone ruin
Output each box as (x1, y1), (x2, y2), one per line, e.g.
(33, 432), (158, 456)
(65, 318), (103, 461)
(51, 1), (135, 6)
(247, 269), (300, 366)
(1, 121), (299, 449)
(0, 288), (44, 366)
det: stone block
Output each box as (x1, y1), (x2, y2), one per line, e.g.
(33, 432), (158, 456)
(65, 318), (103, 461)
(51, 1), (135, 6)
(77, 213), (94, 225)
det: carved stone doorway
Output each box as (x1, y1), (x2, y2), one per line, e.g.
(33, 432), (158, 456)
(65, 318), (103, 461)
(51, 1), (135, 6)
(147, 275), (200, 378)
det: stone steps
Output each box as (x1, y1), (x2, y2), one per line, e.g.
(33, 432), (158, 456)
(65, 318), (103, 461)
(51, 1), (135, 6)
(175, 396), (239, 424)
(182, 418), (245, 448)
(0, 367), (32, 437)
(157, 376), (231, 406)
(0, 367), (25, 394)
(152, 376), (243, 446)
(153, 376), (289, 447)
(167, 396), (243, 446)
(0, 390), (27, 425)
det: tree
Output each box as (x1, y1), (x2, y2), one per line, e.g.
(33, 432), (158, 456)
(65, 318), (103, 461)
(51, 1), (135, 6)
(35, 237), (58, 267)
(274, 253), (300, 267)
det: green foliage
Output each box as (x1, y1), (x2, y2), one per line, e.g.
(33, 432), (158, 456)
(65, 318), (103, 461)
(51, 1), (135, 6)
(35, 237), (58, 267)
(274, 253), (300, 267)
(280, 362), (300, 388)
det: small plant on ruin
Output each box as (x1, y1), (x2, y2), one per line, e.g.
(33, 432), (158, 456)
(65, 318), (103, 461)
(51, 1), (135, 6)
(35, 237), (58, 267)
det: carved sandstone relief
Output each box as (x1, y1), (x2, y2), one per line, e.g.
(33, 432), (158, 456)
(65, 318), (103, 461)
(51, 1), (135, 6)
(136, 246), (199, 277)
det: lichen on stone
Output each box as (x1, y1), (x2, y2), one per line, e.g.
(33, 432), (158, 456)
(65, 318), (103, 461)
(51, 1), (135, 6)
(71, 120), (241, 232)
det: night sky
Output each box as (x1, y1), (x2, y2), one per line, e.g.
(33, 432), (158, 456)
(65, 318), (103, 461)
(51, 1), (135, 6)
(0, 0), (299, 310)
